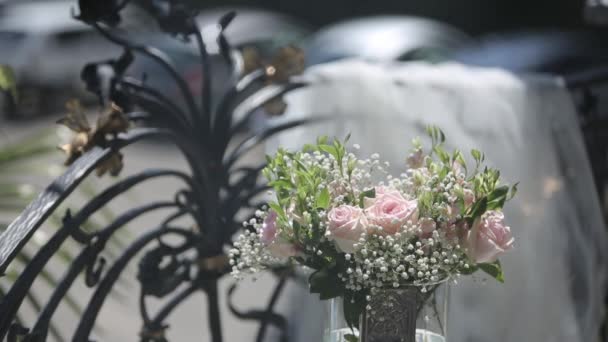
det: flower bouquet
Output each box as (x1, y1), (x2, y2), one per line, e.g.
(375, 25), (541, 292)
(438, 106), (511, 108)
(230, 127), (516, 341)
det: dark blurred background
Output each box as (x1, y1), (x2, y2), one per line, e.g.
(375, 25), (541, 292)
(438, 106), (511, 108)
(189, 0), (587, 34)
(0, 1), (606, 341)
(1, 0), (607, 120)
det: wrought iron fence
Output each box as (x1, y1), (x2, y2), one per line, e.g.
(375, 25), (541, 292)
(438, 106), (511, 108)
(0, 1), (309, 341)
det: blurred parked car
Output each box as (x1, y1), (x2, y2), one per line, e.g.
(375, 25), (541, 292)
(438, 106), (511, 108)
(0, 1), (122, 118)
(197, 7), (312, 56)
(126, 7), (312, 114)
(450, 30), (608, 74)
(0, 3), (312, 120)
(303, 16), (472, 66)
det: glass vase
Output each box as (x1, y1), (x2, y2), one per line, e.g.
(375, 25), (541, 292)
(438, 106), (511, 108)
(324, 281), (450, 342)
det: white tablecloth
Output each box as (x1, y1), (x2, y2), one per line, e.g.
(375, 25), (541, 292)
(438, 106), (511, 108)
(265, 60), (608, 342)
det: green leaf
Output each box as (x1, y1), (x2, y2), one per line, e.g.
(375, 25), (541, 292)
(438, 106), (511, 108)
(347, 158), (357, 175)
(358, 188), (375, 208)
(344, 334), (359, 342)
(479, 261), (505, 283)
(487, 186), (509, 210)
(426, 125), (445, 146)
(319, 144), (338, 159)
(508, 182), (519, 201)
(343, 291), (366, 330)
(344, 133), (352, 144)
(466, 197), (488, 225)
(433, 146), (450, 164)
(471, 149), (485, 167)
(269, 179), (293, 190)
(309, 266), (343, 300)
(316, 187), (330, 209)
(269, 202), (286, 220)
(460, 264), (479, 275)
(417, 191), (433, 216)
(317, 136), (329, 145)
(453, 150), (467, 173)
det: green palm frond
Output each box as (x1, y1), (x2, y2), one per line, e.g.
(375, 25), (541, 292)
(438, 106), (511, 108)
(0, 64), (18, 101)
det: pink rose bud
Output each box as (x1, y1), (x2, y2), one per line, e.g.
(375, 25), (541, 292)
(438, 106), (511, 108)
(261, 210), (279, 246)
(418, 217), (437, 238)
(327, 205), (368, 253)
(406, 149), (424, 169)
(365, 187), (418, 235)
(463, 189), (475, 207)
(261, 210), (298, 258)
(466, 211), (514, 263)
(287, 201), (306, 225)
(452, 160), (464, 175)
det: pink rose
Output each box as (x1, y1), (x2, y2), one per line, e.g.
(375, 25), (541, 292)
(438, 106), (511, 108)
(287, 201), (306, 225)
(328, 180), (347, 197)
(261, 211), (279, 245)
(466, 211), (514, 263)
(446, 189), (474, 222)
(261, 211), (298, 258)
(407, 149), (424, 169)
(452, 161), (464, 176)
(445, 204), (459, 221)
(463, 189), (475, 207)
(447, 221), (469, 241)
(327, 205), (368, 253)
(418, 217), (437, 238)
(365, 187), (418, 235)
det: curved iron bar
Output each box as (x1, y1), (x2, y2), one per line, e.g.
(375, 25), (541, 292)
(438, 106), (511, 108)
(22, 291), (64, 342)
(192, 20), (212, 136)
(139, 291), (152, 329)
(212, 59), (269, 158)
(73, 227), (195, 341)
(213, 74), (268, 158)
(139, 257), (195, 329)
(225, 118), (317, 170)
(113, 128), (213, 232)
(31, 202), (179, 341)
(222, 186), (272, 241)
(139, 284), (199, 342)
(115, 0), (132, 13)
(160, 208), (193, 227)
(127, 111), (151, 122)
(0, 168), (191, 338)
(0, 222), (75, 338)
(216, 12), (237, 69)
(226, 164), (266, 196)
(228, 82), (307, 139)
(91, 22), (200, 124)
(69, 169), (194, 243)
(118, 78), (192, 130)
(123, 91), (190, 134)
(202, 278), (223, 342)
(226, 283), (289, 337)
(255, 272), (290, 342)
(149, 283), (199, 328)
(0, 147), (110, 274)
(0, 4), (313, 341)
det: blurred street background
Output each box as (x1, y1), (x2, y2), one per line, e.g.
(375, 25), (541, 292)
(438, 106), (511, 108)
(1, 0), (608, 341)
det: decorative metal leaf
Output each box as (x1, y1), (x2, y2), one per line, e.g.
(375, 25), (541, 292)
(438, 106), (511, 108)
(75, 0), (121, 26)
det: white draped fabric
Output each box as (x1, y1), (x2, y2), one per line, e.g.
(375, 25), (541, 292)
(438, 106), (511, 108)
(264, 60), (608, 342)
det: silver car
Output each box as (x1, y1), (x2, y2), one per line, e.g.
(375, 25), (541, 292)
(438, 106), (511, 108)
(0, 1), (121, 117)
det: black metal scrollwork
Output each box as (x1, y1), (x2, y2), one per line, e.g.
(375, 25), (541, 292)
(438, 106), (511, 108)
(0, 0), (308, 341)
